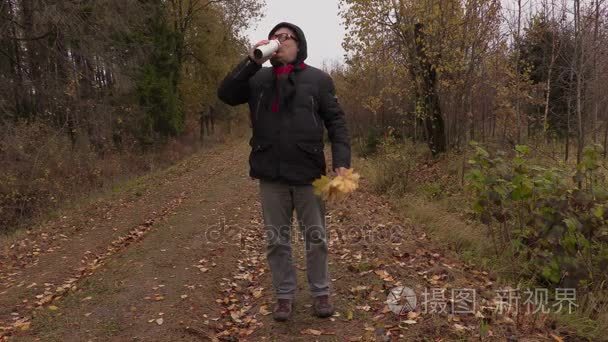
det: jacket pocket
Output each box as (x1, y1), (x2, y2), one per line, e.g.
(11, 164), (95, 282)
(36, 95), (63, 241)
(296, 142), (323, 154)
(249, 141), (276, 178)
(295, 142), (326, 180)
(296, 142), (325, 166)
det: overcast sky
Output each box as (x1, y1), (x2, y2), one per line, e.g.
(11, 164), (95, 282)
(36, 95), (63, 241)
(244, 0), (346, 68)
(244, 0), (549, 68)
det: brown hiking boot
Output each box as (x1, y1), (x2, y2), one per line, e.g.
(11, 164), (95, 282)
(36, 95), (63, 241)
(273, 298), (293, 321)
(313, 295), (334, 318)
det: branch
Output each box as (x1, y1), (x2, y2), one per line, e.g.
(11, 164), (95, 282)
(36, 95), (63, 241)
(5, 30), (53, 41)
(184, 51), (204, 64)
(202, 0), (224, 8)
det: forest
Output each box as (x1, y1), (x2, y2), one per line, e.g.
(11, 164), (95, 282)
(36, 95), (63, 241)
(333, 0), (608, 337)
(1, 0), (263, 231)
(1, 0), (608, 340)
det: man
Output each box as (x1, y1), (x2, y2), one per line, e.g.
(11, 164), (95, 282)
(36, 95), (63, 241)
(217, 22), (351, 322)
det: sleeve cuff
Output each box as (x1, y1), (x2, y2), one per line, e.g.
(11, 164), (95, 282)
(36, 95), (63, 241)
(232, 56), (262, 81)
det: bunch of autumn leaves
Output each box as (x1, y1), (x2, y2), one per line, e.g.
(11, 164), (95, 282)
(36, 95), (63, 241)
(312, 168), (360, 203)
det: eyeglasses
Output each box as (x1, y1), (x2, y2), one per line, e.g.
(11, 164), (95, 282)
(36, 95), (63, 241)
(270, 32), (298, 43)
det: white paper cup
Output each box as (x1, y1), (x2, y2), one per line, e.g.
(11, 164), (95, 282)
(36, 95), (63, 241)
(254, 39), (280, 60)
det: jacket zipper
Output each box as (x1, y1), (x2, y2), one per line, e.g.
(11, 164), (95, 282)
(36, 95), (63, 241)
(311, 96), (318, 127)
(255, 90), (264, 122)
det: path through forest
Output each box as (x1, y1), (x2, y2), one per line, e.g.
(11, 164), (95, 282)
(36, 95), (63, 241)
(0, 140), (567, 341)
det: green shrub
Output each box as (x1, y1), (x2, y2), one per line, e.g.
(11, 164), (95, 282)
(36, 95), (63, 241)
(466, 141), (608, 290)
(367, 134), (420, 195)
(420, 182), (443, 200)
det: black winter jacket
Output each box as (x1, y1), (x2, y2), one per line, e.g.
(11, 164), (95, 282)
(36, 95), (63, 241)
(217, 22), (351, 185)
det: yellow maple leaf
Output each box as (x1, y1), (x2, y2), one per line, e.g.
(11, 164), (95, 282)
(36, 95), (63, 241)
(312, 168), (360, 203)
(312, 175), (331, 196)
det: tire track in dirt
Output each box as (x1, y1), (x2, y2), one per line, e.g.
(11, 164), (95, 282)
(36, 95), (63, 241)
(0, 141), (251, 340)
(0, 191), (189, 338)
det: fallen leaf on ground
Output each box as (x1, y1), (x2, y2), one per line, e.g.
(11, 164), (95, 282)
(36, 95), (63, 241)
(301, 328), (322, 336)
(454, 324), (466, 331)
(259, 306), (271, 316)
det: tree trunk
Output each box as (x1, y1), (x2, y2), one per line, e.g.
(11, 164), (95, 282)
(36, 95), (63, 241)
(413, 23), (446, 156)
(574, 0), (584, 166)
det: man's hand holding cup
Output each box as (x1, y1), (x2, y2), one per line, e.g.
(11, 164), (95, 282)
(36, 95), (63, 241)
(249, 39), (279, 65)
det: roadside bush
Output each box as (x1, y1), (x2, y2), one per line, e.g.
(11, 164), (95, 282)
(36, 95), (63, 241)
(366, 133), (423, 195)
(0, 119), (212, 234)
(466, 141), (608, 290)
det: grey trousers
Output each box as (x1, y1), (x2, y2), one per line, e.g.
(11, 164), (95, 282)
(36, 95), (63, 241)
(258, 179), (330, 300)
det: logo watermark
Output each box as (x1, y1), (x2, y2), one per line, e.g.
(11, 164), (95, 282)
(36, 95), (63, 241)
(385, 286), (578, 316)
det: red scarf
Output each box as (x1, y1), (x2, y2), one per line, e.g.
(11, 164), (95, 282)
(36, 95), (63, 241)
(271, 62), (307, 113)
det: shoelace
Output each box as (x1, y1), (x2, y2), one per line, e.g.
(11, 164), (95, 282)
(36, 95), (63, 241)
(316, 296), (329, 306)
(277, 300), (291, 312)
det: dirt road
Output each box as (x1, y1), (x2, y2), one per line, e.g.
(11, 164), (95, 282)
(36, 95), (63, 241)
(0, 140), (567, 341)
